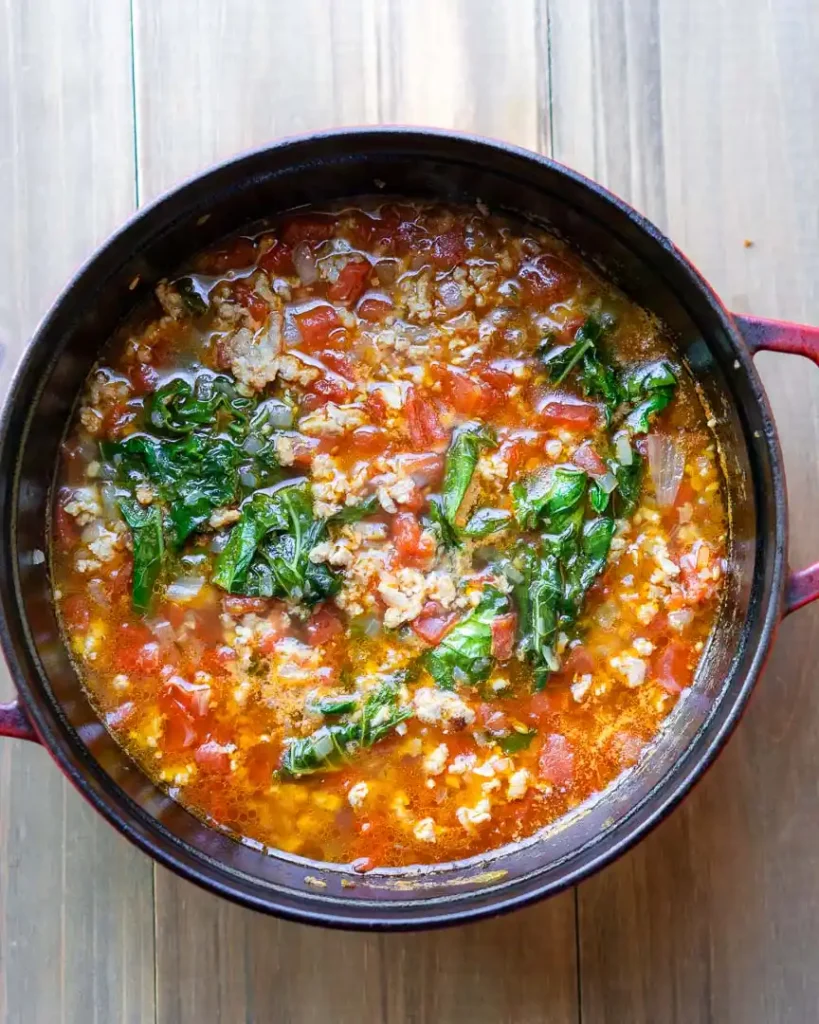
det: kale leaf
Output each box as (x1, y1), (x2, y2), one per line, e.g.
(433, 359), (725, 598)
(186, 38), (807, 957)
(539, 316), (623, 421)
(514, 545), (561, 691)
(425, 587), (510, 690)
(146, 372), (254, 439)
(622, 360), (677, 434)
(462, 507), (513, 539)
(512, 466), (587, 530)
(118, 498), (164, 612)
(441, 422), (496, 526)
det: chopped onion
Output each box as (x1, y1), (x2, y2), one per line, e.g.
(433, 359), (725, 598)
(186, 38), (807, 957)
(292, 242), (318, 284)
(597, 471), (618, 494)
(615, 433), (633, 466)
(147, 617), (176, 646)
(240, 470), (258, 489)
(210, 532), (230, 553)
(261, 400), (294, 429)
(438, 279), (466, 311)
(87, 578), (110, 608)
(375, 258), (400, 286)
(243, 434), (264, 455)
(282, 314), (301, 345)
(646, 434), (684, 508)
(100, 482), (120, 519)
(166, 576), (206, 603)
(351, 613), (382, 639)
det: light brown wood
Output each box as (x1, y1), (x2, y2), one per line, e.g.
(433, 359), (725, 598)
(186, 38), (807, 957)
(549, 0), (819, 1020)
(0, 2), (156, 1023)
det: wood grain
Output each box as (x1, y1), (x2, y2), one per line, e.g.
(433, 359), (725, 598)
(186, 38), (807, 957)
(0, 2), (156, 1023)
(549, 1), (819, 1021)
(134, 2), (577, 1022)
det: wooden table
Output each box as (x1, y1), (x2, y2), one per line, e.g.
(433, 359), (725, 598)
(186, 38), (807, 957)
(1, 2), (818, 1020)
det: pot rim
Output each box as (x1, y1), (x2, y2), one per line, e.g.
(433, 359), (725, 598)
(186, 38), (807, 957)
(0, 126), (788, 929)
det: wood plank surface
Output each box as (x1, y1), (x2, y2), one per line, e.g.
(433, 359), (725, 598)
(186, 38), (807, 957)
(0, 2), (156, 1023)
(133, 2), (578, 1022)
(549, 1), (819, 1021)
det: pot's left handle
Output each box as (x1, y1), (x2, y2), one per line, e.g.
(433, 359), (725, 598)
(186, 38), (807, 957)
(0, 700), (38, 742)
(736, 313), (819, 615)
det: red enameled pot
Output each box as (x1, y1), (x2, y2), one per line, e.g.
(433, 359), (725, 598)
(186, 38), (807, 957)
(1, 129), (819, 930)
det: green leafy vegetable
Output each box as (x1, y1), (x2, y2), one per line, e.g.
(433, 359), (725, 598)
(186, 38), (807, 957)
(118, 498), (164, 612)
(146, 372), (254, 438)
(212, 487), (293, 591)
(499, 729), (538, 754)
(462, 507), (512, 539)
(175, 276), (209, 316)
(328, 496), (379, 525)
(441, 422), (496, 526)
(561, 516), (615, 623)
(426, 496), (461, 550)
(588, 451), (643, 518)
(539, 316), (623, 421)
(280, 674), (413, 777)
(512, 466), (587, 530)
(312, 694), (360, 716)
(622, 360), (677, 434)
(514, 546), (561, 690)
(425, 587), (510, 690)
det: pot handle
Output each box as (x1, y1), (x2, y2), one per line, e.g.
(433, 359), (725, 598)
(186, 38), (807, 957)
(0, 699), (38, 742)
(735, 313), (819, 615)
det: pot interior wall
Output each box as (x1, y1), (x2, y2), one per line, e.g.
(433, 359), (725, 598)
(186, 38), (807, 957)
(2, 132), (780, 925)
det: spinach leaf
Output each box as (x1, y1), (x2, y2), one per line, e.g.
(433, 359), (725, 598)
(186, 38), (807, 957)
(118, 498), (164, 612)
(441, 422), (496, 526)
(312, 694), (360, 716)
(514, 546), (561, 691)
(588, 451), (643, 518)
(499, 729), (538, 754)
(512, 466), (587, 529)
(146, 372), (254, 438)
(212, 487), (294, 591)
(561, 516), (615, 624)
(280, 675), (412, 777)
(175, 276), (209, 316)
(622, 360), (677, 434)
(463, 506), (512, 539)
(328, 495), (379, 525)
(425, 587), (510, 690)
(539, 316), (623, 420)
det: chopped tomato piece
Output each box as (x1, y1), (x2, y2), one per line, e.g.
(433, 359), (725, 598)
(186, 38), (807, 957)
(127, 362), (159, 395)
(435, 363), (496, 417)
(306, 606), (344, 647)
(481, 708), (511, 736)
(477, 364), (516, 395)
(245, 742), (280, 786)
(114, 623), (164, 675)
(61, 594), (90, 631)
(405, 387), (448, 449)
(607, 731), (644, 768)
(281, 214), (336, 246)
(572, 441), (607, 477)
(559, 644), (595, 679)
(528, 689), (559, 723)
(397, 452), (445, 488)
(295, 304), (344, 350)
(392, 512), (436, 569)
(540, 401), (599, 429)
(342, 210), (379, 247)
(102, 402), (135, 438)
(357, 294), (394, 322)
(301, 375), (352, 412)
(519, 254), (579, 308)
(163, 705), (198, 752)
(327, 259), (371, 305)
(675, 479), (696, 509)
(431, 230), (467, 269)
(54, 495), (80, 548)
(538, 733), (575, 787)
(348, 426), (391, 458)
(318, 349), (357, 381)
(258, 238), (294, 276)
(410, 601), (458, 644)
(654, 640), (691, 694)
(232, 280), (269, 323)
(365, 390), (388, 424)
(195, 740), (232, 773)
(490, 613), (517, 661)
(164, 675), (211, 718)
(198, 237), (257, 274)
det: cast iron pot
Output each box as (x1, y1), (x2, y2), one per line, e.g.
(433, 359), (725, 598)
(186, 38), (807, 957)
(1, 128), (819, 930)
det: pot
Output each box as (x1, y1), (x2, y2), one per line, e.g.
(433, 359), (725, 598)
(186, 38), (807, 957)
(1, 128), (818, 930)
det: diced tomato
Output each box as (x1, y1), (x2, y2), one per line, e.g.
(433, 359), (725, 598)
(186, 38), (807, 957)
(258, 238), (294, 276)
(102, 401), (135, 437)
(198, 237), (257, 274)
(163, 705), (198, 752)
(607, 730), (644, 768)
(301, 375), (352, 412)
(540, 401), (599, 429)
(477, 364), (516, 395)
(365, 390), (388, 424)
(195, 740), (232, 774)
(538, 733), (575, 787)
(528, 689), (559, 722)
(559, 644), (595, 679)
(295, 304), (344, 350)
(327, 259), (371, 305)
(306, 606), (344, 647)
(281, 214), (336, 246)
(245, 742), (280, 786)
(519, 254), (579, 308)
(127, 362), (159, 395)
(392, 512), (437, 569)
(61, 594), (90, 631)
(410, 601), (458, 644)
(405, 387), (448, 449)
(376, 205), (428, 255)
(431, 229), (467, 270)
(435, 363), (496, 417)
(675, 479), (696, 508)
(222, 595), (270, 616)
(357, 294), (394, 322)
(54, 495), (80, 548)
(164, 675), (211, 718)
(490, 613), (517, 661)
(200, 644), (238, 676)
(348, 426), (391, 458)
(654, 640), (691, 694)
(572, 441), (607, 477)
(232, 280), (269, 323)
(318, 349), (357, 381)
(114, 623), (164, 675)
(397, 452), (445, 488)
(342, 210), (379, 247)
(106, 562), (132, 603)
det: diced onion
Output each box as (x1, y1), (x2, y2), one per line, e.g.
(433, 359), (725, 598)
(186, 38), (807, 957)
(262, 400), (294, 429)
(100, 482), (121, 519)
(615, 433), (633, 466)
(352, 613), (382, 639)
(646, 434), (684, 508)
(166, 577), (206, 603)
(240, 470), (258, 489)
(210, 533), (230, 553)
(597, 471), (618, 494)
(147, 617), (176, 646)
(292, 242), (318, 284)
(243, 434), (264, 455)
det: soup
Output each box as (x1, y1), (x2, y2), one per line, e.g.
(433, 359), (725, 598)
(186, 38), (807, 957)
(52, 201), (726, 868)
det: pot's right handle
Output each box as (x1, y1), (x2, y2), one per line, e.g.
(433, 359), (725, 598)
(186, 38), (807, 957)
(735, 313), (819, 615)
(0, 700), (38, 742)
